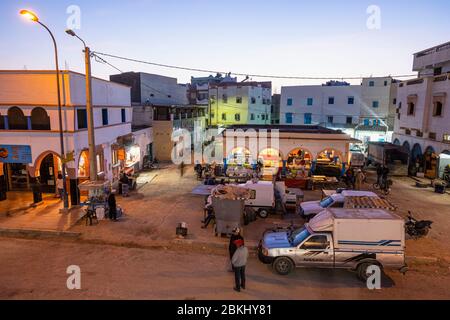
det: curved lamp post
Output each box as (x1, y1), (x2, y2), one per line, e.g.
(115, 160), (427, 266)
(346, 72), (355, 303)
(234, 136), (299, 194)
(20, 9), (69, 210)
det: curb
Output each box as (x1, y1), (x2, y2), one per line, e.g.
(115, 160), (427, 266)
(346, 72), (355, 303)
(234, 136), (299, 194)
(0, 228), (81, 239)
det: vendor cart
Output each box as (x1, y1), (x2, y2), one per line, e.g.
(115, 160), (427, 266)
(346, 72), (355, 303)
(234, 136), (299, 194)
(79, 180), (111, 221)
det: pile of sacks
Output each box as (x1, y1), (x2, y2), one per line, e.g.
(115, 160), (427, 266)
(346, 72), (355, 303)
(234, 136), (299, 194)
(212, 184), (251, 200)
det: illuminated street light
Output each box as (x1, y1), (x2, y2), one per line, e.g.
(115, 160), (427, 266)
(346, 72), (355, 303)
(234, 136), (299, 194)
(19, 9), (70, 210)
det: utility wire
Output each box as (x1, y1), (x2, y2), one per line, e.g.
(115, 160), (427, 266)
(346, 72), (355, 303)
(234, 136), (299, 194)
(93, 51), (418, 81)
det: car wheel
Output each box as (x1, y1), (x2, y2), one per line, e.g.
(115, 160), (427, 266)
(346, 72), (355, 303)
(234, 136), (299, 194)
(357, 262), (376, 282)
(273, 257), (294, 276)
(258, 209), (269, 219)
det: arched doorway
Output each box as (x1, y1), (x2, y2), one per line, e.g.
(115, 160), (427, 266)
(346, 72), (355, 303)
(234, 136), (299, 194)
(258, 148), (282, 176)
(8, 107), (28, 130)
(37, 152), (62, 193)
(31, 107), (51, 130)
(393, 139), (400, 146)
(403, 141), (411, 153)
(286, 148), (313, 178)
(78, 150), (90, 180)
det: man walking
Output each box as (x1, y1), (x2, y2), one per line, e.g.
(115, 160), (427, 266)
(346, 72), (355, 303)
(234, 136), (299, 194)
(231, 239), (248, 292)
(229, 228), (244, 270)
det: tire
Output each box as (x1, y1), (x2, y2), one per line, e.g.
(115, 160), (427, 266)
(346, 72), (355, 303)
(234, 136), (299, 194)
(273, 257), (294, 276)
(357, 262), (375, 282)
(258, 209), (270, 219)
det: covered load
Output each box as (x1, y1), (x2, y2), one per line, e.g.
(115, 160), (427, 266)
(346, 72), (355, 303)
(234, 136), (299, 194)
(308, 208), (405, 252)
(344, 196), (396, 211)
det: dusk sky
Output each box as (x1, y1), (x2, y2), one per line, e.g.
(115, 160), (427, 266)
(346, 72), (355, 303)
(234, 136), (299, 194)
(1, 0), (449, 91)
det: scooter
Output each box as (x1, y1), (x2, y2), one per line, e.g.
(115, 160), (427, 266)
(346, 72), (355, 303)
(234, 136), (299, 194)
(405, 211), (433, 239)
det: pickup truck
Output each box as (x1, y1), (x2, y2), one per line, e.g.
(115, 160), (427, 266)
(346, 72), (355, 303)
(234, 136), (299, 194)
(299, 190), (378, 220)
(258, 208), (408, 281)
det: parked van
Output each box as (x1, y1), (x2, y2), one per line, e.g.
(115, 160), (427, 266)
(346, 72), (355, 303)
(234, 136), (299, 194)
(258, 208), (408, 281)
(299, 190), (378, 220)
(239, 181), (275, 218)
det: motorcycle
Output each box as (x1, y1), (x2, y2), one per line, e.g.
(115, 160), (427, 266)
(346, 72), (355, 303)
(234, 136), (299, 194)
(405, 211), (433, 239)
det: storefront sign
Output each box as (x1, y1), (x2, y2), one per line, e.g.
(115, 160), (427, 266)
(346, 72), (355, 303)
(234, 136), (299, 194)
(0, 145), (32, 164)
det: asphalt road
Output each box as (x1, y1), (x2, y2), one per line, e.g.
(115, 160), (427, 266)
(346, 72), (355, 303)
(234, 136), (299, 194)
(1, 238), (449, 300)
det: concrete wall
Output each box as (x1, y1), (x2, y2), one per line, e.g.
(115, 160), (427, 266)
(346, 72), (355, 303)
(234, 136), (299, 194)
(152, 121), (174, 161)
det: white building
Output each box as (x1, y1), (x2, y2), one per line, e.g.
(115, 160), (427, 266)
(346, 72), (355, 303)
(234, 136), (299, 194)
(280, 78), (397, 146)
(0, 70), (151, 203)
(392, 41), (450, 179)
(209, 81), (272, 126)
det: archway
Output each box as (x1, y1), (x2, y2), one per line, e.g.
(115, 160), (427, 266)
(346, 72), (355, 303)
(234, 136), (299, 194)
(31, 107), (50, 130)
(78, 150), (90, 180)
(402, 141), (411, 153)
(286, 148), (313, 178)
(258, 148), (282, 176)
(36, 152), (62, 193)
(8, 107), (27, 130)
(393, 139), (400, 146)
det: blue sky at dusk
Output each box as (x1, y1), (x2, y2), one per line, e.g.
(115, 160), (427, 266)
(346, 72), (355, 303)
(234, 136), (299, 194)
(1, 0), (449, 91)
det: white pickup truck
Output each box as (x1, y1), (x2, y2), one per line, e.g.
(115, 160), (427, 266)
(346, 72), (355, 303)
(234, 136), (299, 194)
(258, 208), (408, 281)
(299, 190), (378, 220)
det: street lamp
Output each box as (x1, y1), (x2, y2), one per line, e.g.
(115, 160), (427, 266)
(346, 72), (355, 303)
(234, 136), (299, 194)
(65, 29), (97, 182)
(20, 9), (69, 210)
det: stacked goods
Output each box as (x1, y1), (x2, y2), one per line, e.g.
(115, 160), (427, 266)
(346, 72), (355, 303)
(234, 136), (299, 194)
(212, 185), (251, 200)
(344, 196), (396, 211)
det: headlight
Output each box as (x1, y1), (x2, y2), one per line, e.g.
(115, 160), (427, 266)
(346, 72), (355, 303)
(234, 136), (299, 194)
(262, 247), (269, 256)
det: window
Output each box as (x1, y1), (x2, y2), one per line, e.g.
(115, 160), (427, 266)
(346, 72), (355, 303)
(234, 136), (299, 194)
(307, 98), (313, 106)
(328, 97), (335, 105)
(77, 109), (87, 129)
(30, 107), (50, 130)
(393, 98), (397, 105)
(407, 102), (415, 115)
(348, 97), (355, 104)
(364, 119), (370, 126)
(7, 107), (28, 130)
(250, 113), (255, 121)
(444, 134), (450, 143)
(287, 98), (293, 106)
(121, 108), (126, 123)
(434, 67), (442, 76)
(304, 113), (312, 124)
(372, 101), (379, 108)
(429, 132), (436, 140)
(235, 113), (241, 121)
(102, 108), (109, 126)
(346, 116), (353, 125)
(369, 81), (375, 87)
(327, 116), (333, 124)
(236, 97), (242, 104)
(433, 101), (443, 117)
(222, 94), (228, 103)
(285, 113), (293, 124)
(301, 235), (329, 250)
(261, 114), (266, 120)
(221, 113), (227, 121)
(251, 97), (256, 104)
(384, 80), (388, 86)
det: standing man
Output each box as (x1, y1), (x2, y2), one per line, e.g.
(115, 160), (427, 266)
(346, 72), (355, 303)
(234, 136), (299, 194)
(229, 228), (244, 270)
(231, 239), (248, 292)
(108, 191), (118, 221)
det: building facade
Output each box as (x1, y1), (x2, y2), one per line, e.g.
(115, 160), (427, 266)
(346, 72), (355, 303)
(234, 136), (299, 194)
(392, 41), (450, 178)
(111, 72), (206, 161)
(271, 94), (281, 124)
(0, 70), (143, 203)
(280, 77), (397, 148)
(209, 81), (272, 126)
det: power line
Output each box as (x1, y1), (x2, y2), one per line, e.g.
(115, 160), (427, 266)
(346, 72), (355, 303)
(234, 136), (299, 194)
(93, 51), (418, 81)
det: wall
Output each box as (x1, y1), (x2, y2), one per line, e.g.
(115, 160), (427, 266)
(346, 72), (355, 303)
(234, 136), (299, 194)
(152, 121), (175, 161)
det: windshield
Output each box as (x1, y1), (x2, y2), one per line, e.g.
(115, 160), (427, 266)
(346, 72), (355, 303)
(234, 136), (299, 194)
(319, 196), (334, 208)
(288, 227), (311, 246)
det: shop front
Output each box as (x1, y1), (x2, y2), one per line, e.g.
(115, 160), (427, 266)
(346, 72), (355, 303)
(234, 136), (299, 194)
(0, 145), (33, 193)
